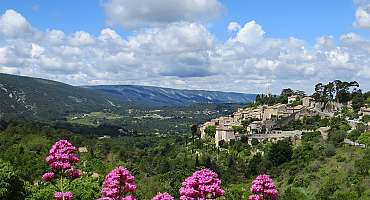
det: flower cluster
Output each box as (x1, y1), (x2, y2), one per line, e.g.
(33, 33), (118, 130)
(152, 192), (174, 200)
(42, 172), (55, 182)
(248, 174), (278, 200)
(42, 140), (81, 200)
(54, 192), (73, 200)
(179, 168), (225, 200)
(66, 168), (82, 179)
(98, 166), (137, 200)
(45, 140), (80, 170)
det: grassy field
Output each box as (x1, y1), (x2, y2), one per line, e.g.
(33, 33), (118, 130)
(67, 112), (123, 127)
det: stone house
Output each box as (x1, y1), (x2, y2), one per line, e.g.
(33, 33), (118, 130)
(215, 125), (236, 146)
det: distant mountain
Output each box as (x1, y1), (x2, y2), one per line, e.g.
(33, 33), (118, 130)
(0, 73), (256, 120)
(84, 85), (257, 107)
(0, 73), (124, 120)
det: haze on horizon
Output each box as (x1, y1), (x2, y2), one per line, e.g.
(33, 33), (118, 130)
(0, 0), (370, 94)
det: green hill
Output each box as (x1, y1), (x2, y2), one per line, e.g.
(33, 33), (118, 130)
(0, 73), (125, 120)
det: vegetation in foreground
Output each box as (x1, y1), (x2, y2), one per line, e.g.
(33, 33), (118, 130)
(0, 116), (369, 199)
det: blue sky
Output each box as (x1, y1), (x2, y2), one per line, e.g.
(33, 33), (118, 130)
(0, 0), (370, 93)
(0, 0), (363, 43)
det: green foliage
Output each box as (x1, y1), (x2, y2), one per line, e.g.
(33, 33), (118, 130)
(280, 187), (315, 200)
(347, 130), (362, 141)
(204, 125), (216, 138)
(68, 175), (102, 200)
(325, 144), (336, 157)
(301, 131), (321, 143)
(0, 160), (27, 200)
(339, 106), (359, 119)
(251, 138), (259, 146)
(267, 138), (293, 166)
(352, 90), (365, 111)
(232, 125), (246, 134)
(282, 115), (328, 131)
(357, 132), (370, 147)
(1, 118), (370, 199)
(362, 115), (370, 123)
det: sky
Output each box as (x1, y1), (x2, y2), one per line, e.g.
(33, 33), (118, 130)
(0, 0), (370, 94)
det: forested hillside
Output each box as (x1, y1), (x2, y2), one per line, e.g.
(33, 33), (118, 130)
(0, 73), (125, 120)
(0, 116), (369, 199)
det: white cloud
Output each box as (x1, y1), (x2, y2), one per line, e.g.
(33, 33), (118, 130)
(45, 29), (65, 44)
(128, 22), (214, 53)
(104, 0), (223, 28)
(325, 48), (350, 66)
(0, 10), (370, 93)
(99, 28), (124, 44)
(227, 22), (241, 32)
(0, 9), (32, 37)
(69, 31), (95, 46)
(232, 21), (265, 45)
(31, 43), (44, 58)
(354, 6), (370, 28)
(0, 47), (9, 64)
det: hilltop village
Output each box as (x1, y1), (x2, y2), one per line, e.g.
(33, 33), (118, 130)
(200, 83), (370, 147)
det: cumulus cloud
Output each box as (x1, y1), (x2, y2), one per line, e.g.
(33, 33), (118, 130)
(0, 9), (370, 93)
(227, 22), (241, 32)
(104, 0), (223, 28)
(0, 9), (32, 37)
(354, 6), (370, 28)
(231, 21), (265, 45)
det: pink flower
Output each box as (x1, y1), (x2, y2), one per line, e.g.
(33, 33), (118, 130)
(66, 168), (82, 179)
(179, 168), (224, 199)
(46, 140), (79, 170)
(152, 192), (174, 200)
(99, 166), (137, 200)
(54, 191), (73, 200)
(42, 172), (55, 182)
(248, 194), (262, 200)
(44, 140), (81, 200)
(122, 195), (136, 200)
(248, 174), (278, 200)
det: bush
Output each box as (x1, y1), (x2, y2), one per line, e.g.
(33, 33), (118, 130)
(281, 187), (314, 200)
(267, 139), (293, 166)
(357, 132), (370, 147)
(302, 131), (321, 143)
(328, 130), (346, 146)
(347, 130), (362, 141)
(325, 144), (336, 157)
(0, 160), (27, 200)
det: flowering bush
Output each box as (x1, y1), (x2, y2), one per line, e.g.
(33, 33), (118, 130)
(179, 168), (225, 200)
(43, 140), (81, 200)
(152, 192), (174, 200)
(248, 174), (278, 200)
(98, 166), (137, 200)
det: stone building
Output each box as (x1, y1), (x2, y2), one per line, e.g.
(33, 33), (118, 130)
(215, 125), (235, 147)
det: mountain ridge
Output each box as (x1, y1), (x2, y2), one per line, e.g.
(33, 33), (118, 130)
(0, 73), (256, 120)
(84, 85), (257, 107)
